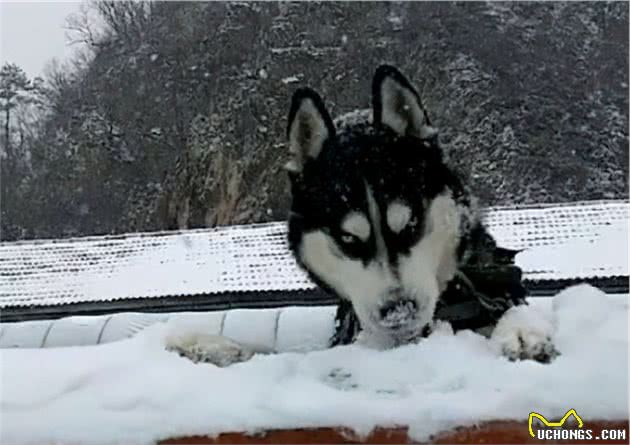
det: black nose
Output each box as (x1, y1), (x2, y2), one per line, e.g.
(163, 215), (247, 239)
(379, 299), (418, 321)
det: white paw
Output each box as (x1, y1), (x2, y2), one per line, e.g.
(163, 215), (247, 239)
(165, 333), (254, 367)
(491, 305), (559, 363)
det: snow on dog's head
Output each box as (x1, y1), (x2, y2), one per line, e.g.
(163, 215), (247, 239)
(284, 65), (472, 342)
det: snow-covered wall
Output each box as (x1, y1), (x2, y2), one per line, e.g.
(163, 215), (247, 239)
(0, 285), (627, 445)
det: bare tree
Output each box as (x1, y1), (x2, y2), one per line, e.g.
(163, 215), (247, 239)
(0, 63), (41, 164)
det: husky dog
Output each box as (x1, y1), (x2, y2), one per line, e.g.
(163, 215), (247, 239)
(167, 65), (557, 366)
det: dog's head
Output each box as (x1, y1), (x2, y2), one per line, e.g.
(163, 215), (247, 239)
(285, 65), (470, 342)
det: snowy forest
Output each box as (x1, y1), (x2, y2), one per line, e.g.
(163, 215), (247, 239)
(0, 1), (628, 241)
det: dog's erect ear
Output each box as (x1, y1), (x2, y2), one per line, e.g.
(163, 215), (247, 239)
(372, 65), (437, 140)
(285, 88), (336, 174)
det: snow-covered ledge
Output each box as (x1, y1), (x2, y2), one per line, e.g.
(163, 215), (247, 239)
(1, 285), (628, 445)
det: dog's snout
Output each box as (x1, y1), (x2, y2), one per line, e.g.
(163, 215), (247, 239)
(379, 298), (418, 323)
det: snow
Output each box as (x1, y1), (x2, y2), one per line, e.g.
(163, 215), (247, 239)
(517, 223), (628, 280)
(386, 13), (403, 28)
(275, 306), (334, 353)
(1, 285), (627, 445)
(0, 223), (315, 308)
(2, 201), (626, 310)
(222, 309), (278, 351)
(281, 75), (300, 84)
(334, 108), (372, 130)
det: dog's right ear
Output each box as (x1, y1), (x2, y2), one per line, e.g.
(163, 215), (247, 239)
(285, 88), (336, 174)
(372, 65), (437, 140)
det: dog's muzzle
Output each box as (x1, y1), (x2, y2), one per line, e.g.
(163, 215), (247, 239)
(378, 298), (418, 330)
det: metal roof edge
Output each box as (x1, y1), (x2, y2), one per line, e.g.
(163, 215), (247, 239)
(1, 277), (627, 323)
(478, 198), (629, 213)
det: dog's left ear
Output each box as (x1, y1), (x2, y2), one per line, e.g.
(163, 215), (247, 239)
(372, 65), (437, 140)
(285, 87), (336, 174)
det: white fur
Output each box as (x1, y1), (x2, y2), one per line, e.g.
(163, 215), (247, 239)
(386, 201), (412, 233)
(341, 212), (371, 241)
(299, 231), (396, 332)
(490, 304), (557, 361)
(398, 192), (461, 328)
(165, 333), (255, 367)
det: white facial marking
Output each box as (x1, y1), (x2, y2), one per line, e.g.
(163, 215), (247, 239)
(299, 187), (462, 343)
(299, 230), (395, 329)
(386, 201), (412, 233)
(341, 212), (371, 241)
(398, 191), (461, 327)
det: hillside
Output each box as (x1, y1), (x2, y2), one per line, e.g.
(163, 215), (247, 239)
(1, 1), (628, 240)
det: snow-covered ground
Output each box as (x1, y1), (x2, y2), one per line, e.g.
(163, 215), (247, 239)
(0, 285), (628, 445)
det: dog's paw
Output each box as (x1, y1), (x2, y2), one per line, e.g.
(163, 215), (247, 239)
(165, 333), (254, 367)
(491, 305), (559, 363)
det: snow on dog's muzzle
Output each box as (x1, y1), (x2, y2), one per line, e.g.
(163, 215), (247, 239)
(378, 298), (418, 329)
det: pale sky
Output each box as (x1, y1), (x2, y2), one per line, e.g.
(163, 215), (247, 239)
(0, 1), (83, 78)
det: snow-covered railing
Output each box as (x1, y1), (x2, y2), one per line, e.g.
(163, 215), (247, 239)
(0, 307), (334, 349)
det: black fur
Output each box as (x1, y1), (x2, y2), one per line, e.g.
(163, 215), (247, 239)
(286, 88), (336, 142)
(286, 65), (528, 346)
(288, 121), (460, 266)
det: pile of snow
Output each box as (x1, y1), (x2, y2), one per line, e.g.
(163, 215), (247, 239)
(1, 285), (627, 445)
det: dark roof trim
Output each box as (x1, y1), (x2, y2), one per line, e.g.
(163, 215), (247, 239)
(1, 277), (626, 323)
(525, 276), (629, 296)
(0, 289), (336, 323)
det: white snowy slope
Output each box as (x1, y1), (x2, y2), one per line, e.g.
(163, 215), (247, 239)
(0, 285), (628, 445)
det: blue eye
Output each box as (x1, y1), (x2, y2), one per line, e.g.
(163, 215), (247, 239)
(340, 233), (359, 244)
